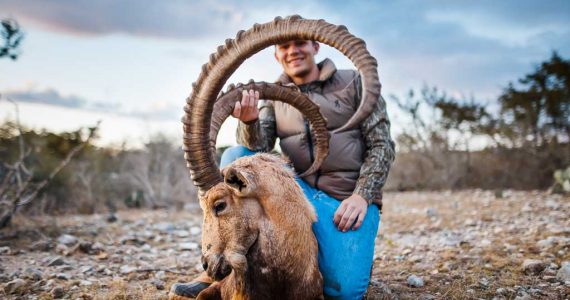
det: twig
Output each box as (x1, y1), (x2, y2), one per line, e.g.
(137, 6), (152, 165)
(0, 117), (102, 228)
(15, 121), (101, 207)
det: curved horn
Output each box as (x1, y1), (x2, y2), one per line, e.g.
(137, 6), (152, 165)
(183, 15), (380, 192)
(208, 82), (328, 178)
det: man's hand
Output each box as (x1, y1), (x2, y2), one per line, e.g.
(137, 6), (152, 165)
(232, 89), (259, 123)
(333, 194), (368, 232)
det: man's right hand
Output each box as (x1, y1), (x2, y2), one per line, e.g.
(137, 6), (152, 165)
(232, 89), (259, 123)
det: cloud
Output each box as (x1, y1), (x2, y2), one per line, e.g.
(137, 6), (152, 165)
(0, 0), (246, 39)
(126, 101), (182, 121)
(2, 87), (179, 121)
(3, 88), (87, 108)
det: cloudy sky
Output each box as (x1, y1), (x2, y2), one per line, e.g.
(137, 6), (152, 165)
(1, 0), (569, 148)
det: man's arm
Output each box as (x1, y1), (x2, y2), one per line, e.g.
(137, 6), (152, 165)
(334, 76), (395, 232)
(236, 98), (277, 152)
(353, 94), (396, 203)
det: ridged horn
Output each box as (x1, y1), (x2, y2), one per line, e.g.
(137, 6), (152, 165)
(183, 15), (380, 193)
(208, 82), (328, 178)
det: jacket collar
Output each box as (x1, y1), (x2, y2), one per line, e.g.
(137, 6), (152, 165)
(276, 58), (337, 85)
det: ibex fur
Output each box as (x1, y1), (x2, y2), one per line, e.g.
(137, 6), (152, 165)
(197, 154), (323, 299)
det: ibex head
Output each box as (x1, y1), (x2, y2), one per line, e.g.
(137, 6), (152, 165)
(199, 154), (303, 280)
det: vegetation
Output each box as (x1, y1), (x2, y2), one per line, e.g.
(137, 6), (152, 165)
(386, 52), (570, 191)
(0, 18), (24, 60)
(0, 118), (196, 224)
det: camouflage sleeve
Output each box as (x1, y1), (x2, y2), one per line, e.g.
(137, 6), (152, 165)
(353, 76), (396, 204)
(236, 100), (277, 152)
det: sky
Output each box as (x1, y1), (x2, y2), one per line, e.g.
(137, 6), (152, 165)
(1, 0), (569, 148)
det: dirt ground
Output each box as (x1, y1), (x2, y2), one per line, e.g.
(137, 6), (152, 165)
(1, 190), (569, 299)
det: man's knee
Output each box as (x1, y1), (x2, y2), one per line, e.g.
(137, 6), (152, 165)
(324, 278), (368, 300)
(320, 263), (371, 300)
(219, 145), (256, 168)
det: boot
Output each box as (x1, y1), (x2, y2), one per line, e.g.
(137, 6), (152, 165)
(168, 272), (213, 300)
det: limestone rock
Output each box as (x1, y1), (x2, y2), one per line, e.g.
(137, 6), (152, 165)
(51, 286), (65, 298)
(4, 278), (27, 294)
(407, 275), (424, 287)
(57, 234), (78, 247)
(556, 261), (570, 282)
(522, 259), (546, 275)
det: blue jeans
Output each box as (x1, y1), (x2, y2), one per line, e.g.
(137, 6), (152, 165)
(221, 146), (380, 300)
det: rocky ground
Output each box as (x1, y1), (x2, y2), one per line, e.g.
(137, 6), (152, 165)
(0, 190), (569, 299)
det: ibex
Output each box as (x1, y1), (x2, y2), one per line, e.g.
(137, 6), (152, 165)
(181, 15), (381, 299)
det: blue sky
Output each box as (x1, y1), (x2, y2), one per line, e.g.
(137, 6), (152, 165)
(1, 0), (569, 147)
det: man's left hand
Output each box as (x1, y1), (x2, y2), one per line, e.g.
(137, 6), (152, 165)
(333, 194), (368, 232)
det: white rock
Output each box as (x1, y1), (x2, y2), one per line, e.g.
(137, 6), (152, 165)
(155, 270), (166, 280)
(56, 273), (70, 280)
(179, 242), (199, 251)
(407, 275), (424, 287)
(120, 265), (137, 274)
(152, 279), (165, 290)
(4, 278), (27, 294)
(57, 234), (78, 247)
(545, 199), (560, 210)
(24, 267), (43, 281)
(493, 227), (503, 234)
(92, 242), (105, 251)
(190, 226), (201, 235)
(51, 286), (64, 298)
(557, 261), (570, 282)
(426, 208), (438, 218)
(0, 246), (11, 255)
(154, 223), (175, 233)
(174, 230), (190, 238)
(79, 280), (93, 286)
(537, 238), (555, 249)
(522, 259), (546, 275)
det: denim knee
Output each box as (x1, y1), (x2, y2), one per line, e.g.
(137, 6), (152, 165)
(219, 145), (256, 168)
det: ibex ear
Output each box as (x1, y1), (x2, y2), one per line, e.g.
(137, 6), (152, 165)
(224, 167), (255, 196)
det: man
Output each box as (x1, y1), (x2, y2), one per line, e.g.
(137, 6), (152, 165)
(170, 40), (394, 299)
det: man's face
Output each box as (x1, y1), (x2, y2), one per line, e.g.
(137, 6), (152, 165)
(274, 40), (319, 81)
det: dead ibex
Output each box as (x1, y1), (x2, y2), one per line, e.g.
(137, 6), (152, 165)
(181, 15), (381, 299)
(198, 153), (324, 299)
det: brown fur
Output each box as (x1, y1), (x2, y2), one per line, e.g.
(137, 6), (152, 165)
(197, 153), (323, 300)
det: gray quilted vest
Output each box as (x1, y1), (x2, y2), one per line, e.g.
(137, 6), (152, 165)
(274, 59), (365, 201)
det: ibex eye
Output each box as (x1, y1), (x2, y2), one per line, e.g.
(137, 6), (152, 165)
(213, 201), (227, 216)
